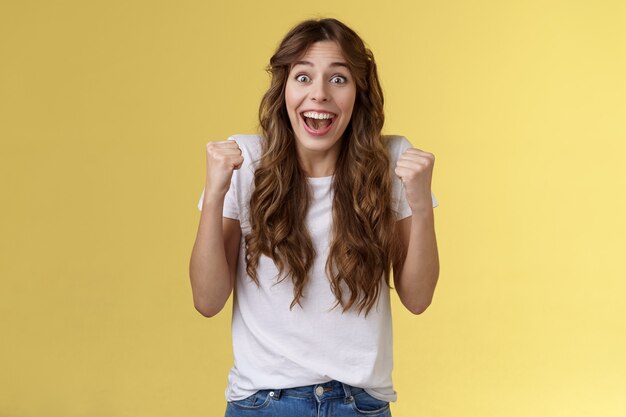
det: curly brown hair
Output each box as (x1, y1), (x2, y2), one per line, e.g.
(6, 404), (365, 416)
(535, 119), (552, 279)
(245, 18), (403, 317)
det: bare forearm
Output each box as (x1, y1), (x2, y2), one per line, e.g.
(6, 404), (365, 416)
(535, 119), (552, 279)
(189, 197), (233, 317)
(395, 209), (439, 314)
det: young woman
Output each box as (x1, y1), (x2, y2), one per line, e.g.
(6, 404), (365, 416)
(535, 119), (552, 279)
(190, 18), (439, 417)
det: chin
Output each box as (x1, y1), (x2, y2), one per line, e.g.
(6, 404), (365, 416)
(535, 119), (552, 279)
(297, 131), (343, 151)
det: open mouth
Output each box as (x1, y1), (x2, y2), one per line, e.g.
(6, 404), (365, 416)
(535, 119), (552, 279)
(300, 111), (336, 136)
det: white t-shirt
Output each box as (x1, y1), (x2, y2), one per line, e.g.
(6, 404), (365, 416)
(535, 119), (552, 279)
(197, 134), (438, 402)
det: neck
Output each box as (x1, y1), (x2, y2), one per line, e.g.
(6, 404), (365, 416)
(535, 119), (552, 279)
(297, 153), (337, 177)
(296, 148), (339, 178)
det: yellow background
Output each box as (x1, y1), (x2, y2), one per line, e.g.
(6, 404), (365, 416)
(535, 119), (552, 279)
(1, 1), (625, 416)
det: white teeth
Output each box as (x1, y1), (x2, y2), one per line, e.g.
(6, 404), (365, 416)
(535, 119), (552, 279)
(302, 111), (335, 120)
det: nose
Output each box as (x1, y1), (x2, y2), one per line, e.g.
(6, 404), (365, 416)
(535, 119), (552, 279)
(310, 79), (329, 102)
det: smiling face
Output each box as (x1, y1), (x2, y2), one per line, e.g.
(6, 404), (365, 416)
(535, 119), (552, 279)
(284, 41), (357, 174)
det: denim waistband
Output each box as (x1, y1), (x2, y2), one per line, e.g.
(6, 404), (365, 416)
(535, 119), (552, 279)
(269, 380), (365, 401)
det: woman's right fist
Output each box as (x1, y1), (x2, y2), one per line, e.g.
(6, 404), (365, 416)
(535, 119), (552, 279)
(204, 140), (244, 198)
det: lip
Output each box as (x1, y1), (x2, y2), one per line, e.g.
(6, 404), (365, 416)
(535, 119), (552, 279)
(299, 110), (337, 137)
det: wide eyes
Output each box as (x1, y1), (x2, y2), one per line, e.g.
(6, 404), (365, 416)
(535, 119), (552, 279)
(330, 76), (347, 84)
(294, 74), (348, 84)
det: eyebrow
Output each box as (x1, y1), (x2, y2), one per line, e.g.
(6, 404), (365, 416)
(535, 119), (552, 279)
(293, 60), (349, 69)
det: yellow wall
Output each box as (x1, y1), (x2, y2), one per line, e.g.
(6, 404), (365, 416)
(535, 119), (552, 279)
(1, 1), (624, 416)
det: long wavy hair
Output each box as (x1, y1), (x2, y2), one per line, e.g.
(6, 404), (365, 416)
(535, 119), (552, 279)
(245, 18), (403, 317)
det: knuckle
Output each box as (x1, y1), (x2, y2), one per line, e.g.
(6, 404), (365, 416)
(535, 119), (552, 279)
(417, 158), (430, 168)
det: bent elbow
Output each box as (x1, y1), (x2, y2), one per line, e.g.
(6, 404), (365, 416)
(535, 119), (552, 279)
(194, 301), (223, 318)
(410, 304), (429, 315)
(195, 306), (218, 318)
(409, 298), (432, 315)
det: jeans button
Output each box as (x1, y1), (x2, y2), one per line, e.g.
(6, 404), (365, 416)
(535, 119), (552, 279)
(315, 386), (324, 396)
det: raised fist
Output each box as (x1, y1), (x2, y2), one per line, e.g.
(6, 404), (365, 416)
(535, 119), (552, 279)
(394, 148), (435, 213)
(204, 140), (243, 199)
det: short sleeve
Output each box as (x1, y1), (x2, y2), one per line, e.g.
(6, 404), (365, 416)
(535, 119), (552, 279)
(431, 193), (439, 208)
(197, 190), (204, 211)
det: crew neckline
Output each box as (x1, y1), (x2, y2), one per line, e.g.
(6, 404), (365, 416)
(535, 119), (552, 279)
(306, 175), (334, 184)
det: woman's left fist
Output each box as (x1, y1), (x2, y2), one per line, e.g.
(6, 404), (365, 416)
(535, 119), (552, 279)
(394, 148), (435, 212)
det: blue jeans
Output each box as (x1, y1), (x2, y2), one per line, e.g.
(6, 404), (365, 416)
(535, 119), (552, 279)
(224, 379), (392, 417)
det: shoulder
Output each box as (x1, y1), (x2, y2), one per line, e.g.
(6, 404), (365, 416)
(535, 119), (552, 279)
(381, 135), (412, 160)
(226, 134), (264, 166)
(227, 134), (263, 154)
